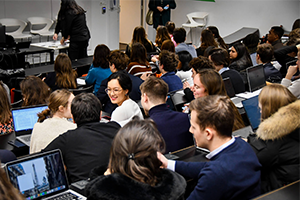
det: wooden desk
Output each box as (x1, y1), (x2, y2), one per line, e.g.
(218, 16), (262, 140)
(223, 27), (259, 47)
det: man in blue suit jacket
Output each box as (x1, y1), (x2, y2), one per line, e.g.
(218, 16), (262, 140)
(158, 95), (261, 200)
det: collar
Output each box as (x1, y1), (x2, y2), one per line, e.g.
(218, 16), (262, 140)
(271, 39), (281, 46)
(149, 104), (168, 116)
(206, 136), (235, 159)
(161, 71), (175, 77)
(218, 67), (229, 74)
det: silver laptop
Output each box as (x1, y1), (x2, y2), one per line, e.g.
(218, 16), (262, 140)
(223, 77), (245, 108)
(4, 149), (86, 200)
(11, 105), (48, 146)
(246, 64), (266, 93)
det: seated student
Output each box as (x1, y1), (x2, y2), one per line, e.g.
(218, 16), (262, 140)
(209, 47), (245, 94)
(85, 44), (112, 95)
(243, 33), (260, 66)
(107, 71), (144, 127)
(44, 93), (121, 183)
(155, 26), (171, 49)
(44, 53), (77, 91)
(20, 76), (51, 107)
(96, 50), (143, 115)
(140, 76), (194, 153)
(229, 42), (253, 72)
(247, 84), (299, 193)
(158, 95), (261, 199)
(176, 51), (193, 86)
(126, 42), (152, 77)
(207, 26), (228, 50)
(86, 119), (186, 200)
(30, 89), (76, 153)
(165, 21), (177, 47)
(196, 29), (218, 57)
(173, 28), (197, 58)
(159, 50), (183, 92)
(256, 44), (282, 82)
(0, 81), (13, 135)
(267, 26), (284, 51)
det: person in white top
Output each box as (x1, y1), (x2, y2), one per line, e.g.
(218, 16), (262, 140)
(106, 71), (144, 126)
(30, 89), (76, 153)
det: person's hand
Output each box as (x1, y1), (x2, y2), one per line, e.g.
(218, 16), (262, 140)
(53, 33), (58, 41)
(151, 55), (158, 62)
(157, 6), (163, 12)
(285, 65), (298, 80)
(296, 44), (300, 51)
(183, 81), (190, 89)
(60, 37), (65, 45)
(104, 168), (111, 175)
(157, 152), (168, 168)
(164, 4), (169, 10)
(42, 77), (46, 81)
(140, 72), (151, 81)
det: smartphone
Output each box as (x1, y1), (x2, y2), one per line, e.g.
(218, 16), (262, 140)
(8, 140), (26, 148)
(164, 6), (169, 10)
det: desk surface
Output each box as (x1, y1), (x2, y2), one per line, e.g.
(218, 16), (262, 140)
(31, 41), (69, 50)
(223, 27), (259, 46)
(170, 146), (208, 162)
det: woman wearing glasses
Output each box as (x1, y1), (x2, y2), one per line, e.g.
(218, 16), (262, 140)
(106, 71), (144, 127)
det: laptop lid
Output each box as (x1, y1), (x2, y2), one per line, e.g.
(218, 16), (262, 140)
(5, 149), (69, 200)
(246, 64), (266, 92)
(223, 77), (236, 98)
(242, 95), (261, 131)
(11, 105), (48, 136)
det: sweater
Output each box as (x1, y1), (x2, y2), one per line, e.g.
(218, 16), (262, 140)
(161, 72), (183, 92)
(85, 64), (112, 94)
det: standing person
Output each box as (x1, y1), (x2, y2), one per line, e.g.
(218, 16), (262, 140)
(53, 0), (91, 60)
(149, 0), (176, 29)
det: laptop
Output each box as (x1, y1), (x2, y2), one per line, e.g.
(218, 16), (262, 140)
(11, 105), (48, 146)
(4, 149), (86, 200)
(246, 64), (266, 93)
(242, 95), (261, 132)
(223, 77), (245, 108)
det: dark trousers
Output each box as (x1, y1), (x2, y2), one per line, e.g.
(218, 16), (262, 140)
(68, 40), (89, 60)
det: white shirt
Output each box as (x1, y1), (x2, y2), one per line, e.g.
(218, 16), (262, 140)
(176, 69), (193, 86)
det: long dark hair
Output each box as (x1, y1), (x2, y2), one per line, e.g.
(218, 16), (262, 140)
(207, 26), (228, 49)
(58, 0), (85, 20)
(0, 82), (11, 124)
(54, 53), (77, 89)
(93, 44), (110, 68)
(130, 43), (149, 66)
(230, 42), (253, 71)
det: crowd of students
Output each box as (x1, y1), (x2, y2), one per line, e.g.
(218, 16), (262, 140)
(0, 18), (299, 199)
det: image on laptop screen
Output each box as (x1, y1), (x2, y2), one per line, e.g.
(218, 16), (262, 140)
(242, 95), (261, 131)
(247, 64), (266, 92)
(5, 150), (69, 200)
(11, 105), (48, 133)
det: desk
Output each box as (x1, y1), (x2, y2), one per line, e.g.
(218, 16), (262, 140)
(223, 27), (259, 47)
(19, 46), (55, 64)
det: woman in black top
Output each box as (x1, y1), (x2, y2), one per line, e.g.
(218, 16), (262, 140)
(53, 0), (90, 60)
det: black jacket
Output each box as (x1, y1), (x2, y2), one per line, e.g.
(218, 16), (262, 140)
(221, 69), (245, 94)
(148, 0), (176, 29)
(274, 45), (298, 77)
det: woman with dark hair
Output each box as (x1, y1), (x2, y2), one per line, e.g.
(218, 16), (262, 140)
(155, 26), (171, 49)
(30, 89), (76, 153)
(196, 29), (218, 57)
(207, 26), (228, 49)
(86, 119), (186, 200)
(126, 43), (152, 77)
(176, 51), (193, 85)
(85, 44), (112, 94)
(53, 0), (90, 60)
(247, 84), (299, 193)
(229, 42), (253, 72)
(165, 21), (177, 46)
(106, 71), (143, 126)
(44, 53), (78, 91)
(20, 76), (51, 107)
(0, 81), (13, 135)
(125, 26), (156, 58)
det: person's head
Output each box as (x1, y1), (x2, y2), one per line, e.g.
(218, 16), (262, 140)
(189, 56), (215, 78)
(192, 69), (226, 99)
(106, 71), (132, 106)
(0, 81), (11, 125)
(243, 33), (260, 54)
(256, 43), (274, 64)
(177, 51), (193, 71)
(200, 29), (218, 48)
(189, 95), (234, 149)
(259, 84), (297, 121)
(207, 26), (228, 49)
(158, 50), (179, 73)
(173, 28), (186, 44)
(92, 44), (110, 68)
(71, 93), (102, 125)
(155, 26), (171, 47)
(292, 19), (300, 30)
(108, 119), (165, 186)
(38, 89), (75, 122)
(229, 42), (250, 61)
(130, 42), (148, 66)
(54, 53), (77, 89)
(20, 76), (51, 107)
(165, 21), (175, 35)
(208, 48), (230, 71)
(160, 40), (175, 52)
(287, 28), (300, 46)
(268, 26), (284, 43)
(131, 26), (147, 44)
(108, 50), (130, 72)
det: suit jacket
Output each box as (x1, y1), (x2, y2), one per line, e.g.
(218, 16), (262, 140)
(148, 0), (176, 29)
(263, 62), (282, 82)
(221, 69), (245, 94)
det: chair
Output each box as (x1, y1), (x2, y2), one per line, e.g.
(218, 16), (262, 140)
(68, 84), (94, 96)
(27, 17), (54, 42)
(182, 12), (208, 46)
(0, 132), (16, 151)
(0, 18), (32, 40)
(11, 99), (23, 108)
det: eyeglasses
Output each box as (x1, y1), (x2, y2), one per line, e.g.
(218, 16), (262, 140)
(105, 88), (123, 94)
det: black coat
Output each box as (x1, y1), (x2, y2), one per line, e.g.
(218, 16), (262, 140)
(148, 0), (176, 29)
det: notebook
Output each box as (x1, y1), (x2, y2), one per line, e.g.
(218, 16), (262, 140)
(11, 105), (48, 146)
(242, 95), (261, 132)
(223, 77), (245, 108)
(246, 64), (266, 93)
(4, 149), (86, 200)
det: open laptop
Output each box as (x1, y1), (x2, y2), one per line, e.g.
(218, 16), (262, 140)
(246, 64), (266, 93)
(242, 95), (261, 132)
(11, 105), (48, 146)
(223, 77), (245, 108)
(4, 149), (86, 200)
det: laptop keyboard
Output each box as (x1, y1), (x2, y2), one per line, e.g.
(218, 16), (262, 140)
(48, 192), (78, 200)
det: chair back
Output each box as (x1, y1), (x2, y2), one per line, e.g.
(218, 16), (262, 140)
(11, 99), (23, 108)
(68, 84), (94, 96)
(27, 17), (54, 35)
(0, 131), (16, 150)
(0, 18), (27, 36)
(186, 12), (208, 27)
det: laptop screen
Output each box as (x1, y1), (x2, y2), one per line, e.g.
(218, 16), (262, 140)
(246, 64), (266, 92)
(223, 77), (235, 98)
(242, 95), (261, 131)
(11, 105), (48, 133)
(5, 149), (69, 200)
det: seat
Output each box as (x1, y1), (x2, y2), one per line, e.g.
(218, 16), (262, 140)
(182, 12), (208, 46)
(0, 132), (16, 151)
(0, 18), (32, 40)
(68, 84), (94, 96)
(27, 17), (54, 42)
